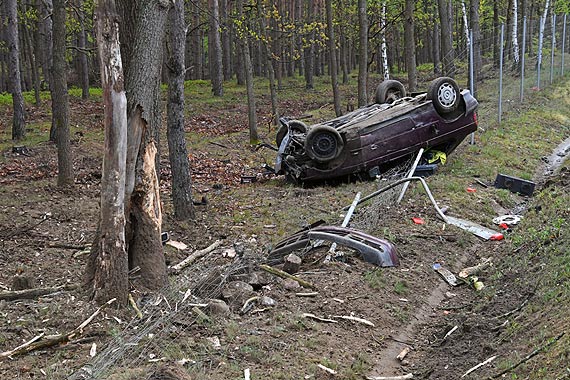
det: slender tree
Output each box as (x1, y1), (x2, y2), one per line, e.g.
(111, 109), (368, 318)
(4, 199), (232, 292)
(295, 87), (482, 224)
(469, 0), (481, 94)
(5, 0), (26, 140)
(357, 0), (368, 107)
(257, 0), (279, 126)
(167, 0), (195, 221)
(209, 0), (224, 96)
(404, 0), (417, 91)
(325, 0), (342, 116)
(304, 0), (315, 89)
(77, 0), (90, 99)
(52, 0), (74, 186)
(438, 0), (455, 76)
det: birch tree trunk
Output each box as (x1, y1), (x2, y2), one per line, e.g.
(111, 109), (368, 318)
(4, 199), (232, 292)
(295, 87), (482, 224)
(357, 0), (368, 107)
(512, 0), (520, 67)
(326, 0), (341, 116)
(537, 0), (550, 75)
(381, 1), (390, 80)
(167, 0), (195, 221)
(53, 0), (74, 186)
(88, 0), (129, 305)
(5, 0), (26, 140)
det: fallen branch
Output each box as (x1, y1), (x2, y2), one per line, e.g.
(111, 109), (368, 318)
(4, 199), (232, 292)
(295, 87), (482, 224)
(295, 292), (319, 297)
(442, 325), (459, 341)
(302, 313), (338, 323)
(460, 355), (497, 378)
(128, 293), (143, 319)
(258, 264), (318, 290)
(0, 298), (116, 360)
(458, 258), (492, 278)
(0, 284), (79, 301)
(317, 363), (337, 375)
(490, 333), (565, 379)
(333, 315), (375, 327)
(397, 347), (411, 361)
(366, 374), (413, 380)
(171, 240), (221, 273)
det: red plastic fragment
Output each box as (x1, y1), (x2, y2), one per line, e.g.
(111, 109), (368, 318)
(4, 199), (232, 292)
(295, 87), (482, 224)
(467, 187), (477, 193)
(499, 223), (509, 230)
(490, 233), (504, 241)
(412, 217), (425, 225)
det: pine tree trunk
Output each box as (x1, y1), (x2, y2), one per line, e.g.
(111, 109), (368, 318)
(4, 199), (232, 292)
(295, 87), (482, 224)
(257, 2), (279, 126)
(53, 0), (73, 186)
(304, 0), (315, 89)
(220, 0), (232, 81)
(77, 0), (90, 99)
(40, 0), (53, 91)
(87, 0), (129, 305)
(433, 14), (442, 74)
(326, 0), (341, 116)
(404, 0), (417, 92)
(469, 0), (481, 94)
(209, 0), (224, 96)
(438, 0), (455, 76)
(5, 0), (26, 140)
(167, 0), (195, 221)
(191, 1), (203, 79)
(357, 0), (368, 107)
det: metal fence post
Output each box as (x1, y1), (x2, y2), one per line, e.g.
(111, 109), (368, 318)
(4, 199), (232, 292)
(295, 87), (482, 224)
(551, 14), (556, 84)
(563, 14), (567, 76)
(521, 16), (527, 103)
(469, 29), (475, 144)
(499, 23), (504, 124)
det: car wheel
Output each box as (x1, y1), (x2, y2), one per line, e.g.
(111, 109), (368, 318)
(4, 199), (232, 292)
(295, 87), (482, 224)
(276, 120), (308, 146)
(304, 125), (344, 163)
(375, 80), (406, 104)
(427, 77), (460, 115)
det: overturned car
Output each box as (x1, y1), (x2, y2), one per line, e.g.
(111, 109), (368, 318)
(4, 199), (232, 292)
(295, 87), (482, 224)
(274, 77), (478, 182)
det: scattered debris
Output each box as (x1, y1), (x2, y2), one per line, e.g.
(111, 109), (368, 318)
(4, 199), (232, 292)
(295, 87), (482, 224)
(492, 215), (522, 226)
(397, 148), (425, 204)
(366, 374), (413, 380)
(442, 325), (459, 341)
(206, 336), (221, 350)
(221, 281), (255, 306)
(396, 347), (411, 361)
(222, 247), (237, 258)
(240, 175), (257, 184)
(0, 298), (116, 360)
(445, 215), (501, 241)
(326, 191), (362, 261)
(468, 276), (485, 291)
(413, 164), (438, 177)
(466, 187), (477, 193)
(244, 368), (251, 380)
(494, 173), (536, 196)
(166, 240), (188, 250)
(459, 258), (492, 278)
(411, 217), (425, 225)
(296, 292), (319, 297)
(433, 263), (459, 286)
(302, 313), (338, 323)
(317, 363), (337, 375)
(0, 284), (79, 301)
(170, 240), (222, 273)
(90, 343), (97, 358)
(283, 253), (302, 274)
(128, 294), (143, 319)
(461, 355), (498, 378)
(207, 299), (230, 316)
(240, 296), (259, 314)
(258, 264), (318, 290)
(332, 315), (375, 327)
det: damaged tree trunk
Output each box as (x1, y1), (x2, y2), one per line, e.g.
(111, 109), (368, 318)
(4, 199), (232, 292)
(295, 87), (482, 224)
(86, 0), (169, 305)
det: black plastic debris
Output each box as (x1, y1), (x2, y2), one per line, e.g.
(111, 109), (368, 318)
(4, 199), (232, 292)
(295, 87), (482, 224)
(494, 173), (535, 196)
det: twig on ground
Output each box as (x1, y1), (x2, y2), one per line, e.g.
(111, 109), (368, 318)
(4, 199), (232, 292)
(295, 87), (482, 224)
(490, 333), (565, 379)
(128, 293), (143, 319)
(460, 355), (497, 378)
(0, 298), (116, 360)
(302, 313), (338, 323)
(366, 374), (413, 380)
(258, 264), (318, 290)
(333, 315), (375, 327)
(317, 363), (337, 375)
(171, 240), (221, 273)
(295, 292), (319, 297)
(0, 284), (79, 301)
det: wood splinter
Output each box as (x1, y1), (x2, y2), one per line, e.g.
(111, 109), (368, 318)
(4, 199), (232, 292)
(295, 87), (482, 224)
(366, 374), (413, 380)
(258, 264), (318, 290)
(171, 240), (222, 273)
(396, 346), (411, 361)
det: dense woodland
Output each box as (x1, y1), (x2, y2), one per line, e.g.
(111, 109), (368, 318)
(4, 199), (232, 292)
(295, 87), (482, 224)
(1, 0), (569, 304)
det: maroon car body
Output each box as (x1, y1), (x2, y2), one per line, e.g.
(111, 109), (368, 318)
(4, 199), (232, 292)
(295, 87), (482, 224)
(275, 78), (478, 182)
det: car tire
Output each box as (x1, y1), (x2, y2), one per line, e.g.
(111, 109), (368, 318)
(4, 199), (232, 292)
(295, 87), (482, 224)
(276, 120), (308, 146)
(304, 125), (344, 163)
(375, 80), (406, 104)
(427, 77), (460, 115)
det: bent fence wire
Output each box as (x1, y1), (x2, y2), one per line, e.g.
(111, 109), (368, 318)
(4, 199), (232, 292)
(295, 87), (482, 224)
(69, 13), (570, 380)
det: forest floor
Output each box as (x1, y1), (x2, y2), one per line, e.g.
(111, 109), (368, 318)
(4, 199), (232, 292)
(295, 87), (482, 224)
(1, 71), (570, 380)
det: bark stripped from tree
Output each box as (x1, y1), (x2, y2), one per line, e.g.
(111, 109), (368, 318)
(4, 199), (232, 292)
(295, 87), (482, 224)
(167, 0), (195, 221)
(53, 0), (74, 186)
(6, 0), (26, 140)
(87, 0), (129, 305)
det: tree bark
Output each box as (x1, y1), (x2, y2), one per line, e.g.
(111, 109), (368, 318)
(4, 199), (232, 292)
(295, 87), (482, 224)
(304, 0), (315, 89)
(52, 0), (74, 186)
(220, 0), (232, 81)
(404, 0), (417, 91)
(469, 0), (481, 95)
(191, 0), (203, 80)
(257, 2), (279, 126)
(438, 0), (455, 77)
(325, 0), (341, 117)
(357, 0), (368, 107)
(5, 0), (26, 140)
(77, 0), (90, 99)
(167, 0), (195, 221)
(40, 0), (53, 91)
(87, 0), (129, 305)
(209, 0), (224, 96)
(432, 13), (442, 75)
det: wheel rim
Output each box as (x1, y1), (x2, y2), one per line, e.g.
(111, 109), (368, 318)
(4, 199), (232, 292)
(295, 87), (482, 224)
(311, 132), (337, 159)
(437, 83), (457, 109)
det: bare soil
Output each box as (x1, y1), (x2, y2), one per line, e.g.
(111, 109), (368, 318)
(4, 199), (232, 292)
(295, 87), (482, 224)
(0, 93), (566, 380)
